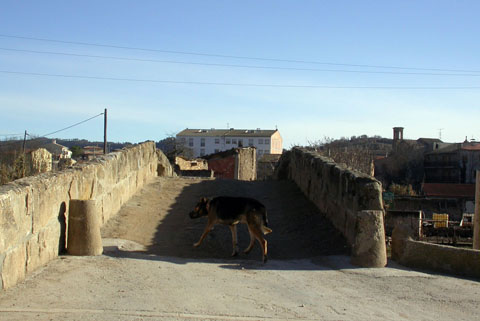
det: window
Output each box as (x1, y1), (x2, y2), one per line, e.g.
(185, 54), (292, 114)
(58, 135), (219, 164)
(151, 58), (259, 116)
(264, 139), (270, 145)
(248, 138), (254, 146)
(226, 139), (231, 144)
(258, 139), (263, 144)
(215, 149), (219, 153)
(200, 149), (205, 156)
(215, 138), (220, 144)
(232, 138), (237, 144)
(180, 137), (186, 144)
(189, 138), (194, 147)
(238, 139), (243, 147)
(200, 138), (205, 147)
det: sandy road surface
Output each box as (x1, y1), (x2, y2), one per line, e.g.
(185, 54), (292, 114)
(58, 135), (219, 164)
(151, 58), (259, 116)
(1, 177), (480, 321)
(102, 177), (350, 261)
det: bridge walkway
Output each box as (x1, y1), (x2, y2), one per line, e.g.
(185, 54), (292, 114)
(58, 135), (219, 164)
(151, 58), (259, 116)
(1, 177), (479, 320)
(102, 177), (349, 261)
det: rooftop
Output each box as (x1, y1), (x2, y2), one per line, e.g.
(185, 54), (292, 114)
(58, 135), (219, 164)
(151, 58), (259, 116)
(423, 183), (475, 198)
(177, 128), (278, 138)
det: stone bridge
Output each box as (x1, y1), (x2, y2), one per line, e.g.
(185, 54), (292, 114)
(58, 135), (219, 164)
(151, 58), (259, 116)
(0, 142), (388, 290)
(1, 142), (480, 320)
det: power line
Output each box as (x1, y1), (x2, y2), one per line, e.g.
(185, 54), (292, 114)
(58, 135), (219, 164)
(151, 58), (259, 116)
(0, 33), (478, 74)
(0, 113), (104, 150)
(1, 47), (480, 77)
(0, 70), (479, 89)
(1, 70), (479, 89)
(0, 133), (24, 137)
(40, 112), (104, 137)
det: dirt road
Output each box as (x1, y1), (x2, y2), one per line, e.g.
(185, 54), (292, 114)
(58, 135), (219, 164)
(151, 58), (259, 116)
(1, 177), (479, 321)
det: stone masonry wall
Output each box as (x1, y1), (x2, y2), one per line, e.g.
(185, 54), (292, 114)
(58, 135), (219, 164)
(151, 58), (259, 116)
(236, 147), (256, 181)
(277, 148), (387, 267)
(0, 142), (161, 289)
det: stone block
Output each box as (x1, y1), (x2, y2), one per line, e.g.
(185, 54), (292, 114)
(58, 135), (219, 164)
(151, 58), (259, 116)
(0, 184), (32, 253)
(26, 222), (61, 273)
(1, 245), (27, 289)
(31, 173), (71, 235)
(351, 210), (387, 268)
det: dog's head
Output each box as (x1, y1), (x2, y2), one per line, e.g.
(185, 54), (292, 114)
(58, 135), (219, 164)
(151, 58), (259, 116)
(189, 197), (210, 219)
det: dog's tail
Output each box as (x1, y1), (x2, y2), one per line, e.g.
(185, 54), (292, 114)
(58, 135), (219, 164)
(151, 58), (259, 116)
(262, 209), (272, 235)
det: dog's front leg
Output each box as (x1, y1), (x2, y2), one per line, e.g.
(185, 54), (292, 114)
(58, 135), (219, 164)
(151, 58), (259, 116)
(193, 220), (214, 247)
(229, 225), (239, 256)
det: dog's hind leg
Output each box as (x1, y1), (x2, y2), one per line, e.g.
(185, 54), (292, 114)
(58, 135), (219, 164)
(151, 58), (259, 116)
(229, 225), (239, 256)
(250, 226), (268, 263)
(193, 220), (214, 247)
(243, 226), (256, 255)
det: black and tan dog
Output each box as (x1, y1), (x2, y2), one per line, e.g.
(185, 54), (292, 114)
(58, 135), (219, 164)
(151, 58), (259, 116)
(189, 196), (272, 263)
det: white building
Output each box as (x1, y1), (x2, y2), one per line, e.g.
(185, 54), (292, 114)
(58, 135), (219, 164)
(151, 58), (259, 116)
(176, 128), (283, 158)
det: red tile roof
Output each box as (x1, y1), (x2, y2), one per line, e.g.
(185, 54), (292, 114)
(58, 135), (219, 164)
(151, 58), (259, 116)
(462, 144), (480, 151)
(423, 183), (475, 198)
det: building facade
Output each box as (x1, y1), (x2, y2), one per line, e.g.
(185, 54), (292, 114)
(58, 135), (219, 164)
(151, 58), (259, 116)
(176, 128), (283, 158)
(424, 142), (480, 184)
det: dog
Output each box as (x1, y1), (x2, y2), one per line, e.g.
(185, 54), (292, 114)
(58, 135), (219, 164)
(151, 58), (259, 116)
(189, 196), (272, 263)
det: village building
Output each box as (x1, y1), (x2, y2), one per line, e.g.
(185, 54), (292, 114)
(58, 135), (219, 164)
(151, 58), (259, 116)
(42, 140), (72, 159)
(82, 145), (104, 160)
(424, 141), (480, 184)
(176, 128), (282, 158)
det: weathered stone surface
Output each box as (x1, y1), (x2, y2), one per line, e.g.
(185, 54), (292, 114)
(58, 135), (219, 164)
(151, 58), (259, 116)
(30, 172), (71, 235)
(391, 224), (414, 261)
(67, 200), (102, 256)
(393, 224), (480, 278)
(351, 210), (387, 267)
(282, 148), (386, 268)
(1, 142), (169, 289)
(1, 245), (26, 289)
(27, 148), (52, 174)
(0, 184), (32, 254)
(26, 221), (61, 273)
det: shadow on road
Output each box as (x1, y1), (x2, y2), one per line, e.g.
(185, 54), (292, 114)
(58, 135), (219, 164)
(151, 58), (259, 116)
(103, 177), (351, 270)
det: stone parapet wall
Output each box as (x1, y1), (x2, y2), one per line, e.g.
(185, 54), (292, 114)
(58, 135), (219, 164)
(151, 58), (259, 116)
(0, 142), (163, 289)
(392, 225), (480, 278)
(277, 148), (387, 267)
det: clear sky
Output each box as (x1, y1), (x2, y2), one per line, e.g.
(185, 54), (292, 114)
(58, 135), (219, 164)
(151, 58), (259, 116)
(1, 1), (479, 148)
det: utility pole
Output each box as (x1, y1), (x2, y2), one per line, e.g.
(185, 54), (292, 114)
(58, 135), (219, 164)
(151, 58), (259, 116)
(103, 108), (107, 155)
(22, 130), (27, 153)
(473, 170), (480, 250)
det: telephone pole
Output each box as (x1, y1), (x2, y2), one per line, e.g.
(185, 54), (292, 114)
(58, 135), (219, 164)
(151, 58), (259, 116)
(103, 108), (108, 155)
(474, 170), (480, 250)
(22, 130), (27, 153)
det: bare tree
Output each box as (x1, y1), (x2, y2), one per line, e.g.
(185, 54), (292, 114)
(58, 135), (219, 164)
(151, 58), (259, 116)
(157, 133), (193, 162)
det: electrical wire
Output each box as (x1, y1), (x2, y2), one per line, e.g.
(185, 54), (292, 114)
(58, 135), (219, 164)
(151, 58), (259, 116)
(1, 47), (479, 77)
(0, 133), (24, 137)
(39, 112), (104, 137)
(0, 112), (104, 150)
(0, 33), (478, 74)
(0, 70), (479, 89)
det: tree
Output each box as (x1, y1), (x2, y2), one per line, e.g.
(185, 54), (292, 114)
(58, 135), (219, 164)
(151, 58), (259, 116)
(157, 134), (193, 162)
(70, 146), (84, 158)
(308, 136), (375, 176)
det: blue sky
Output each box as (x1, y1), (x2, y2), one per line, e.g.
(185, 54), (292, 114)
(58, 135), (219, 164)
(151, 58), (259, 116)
(1, 1), (479, 148)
